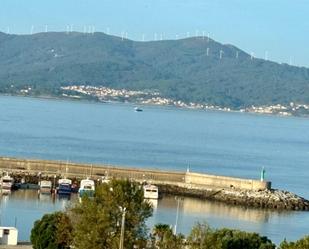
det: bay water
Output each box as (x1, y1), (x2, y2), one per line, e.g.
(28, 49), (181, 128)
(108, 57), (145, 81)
(0, 96), (308, 244)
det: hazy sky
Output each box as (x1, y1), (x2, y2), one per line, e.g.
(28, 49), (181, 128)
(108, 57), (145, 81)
(1, 0), (309, 67)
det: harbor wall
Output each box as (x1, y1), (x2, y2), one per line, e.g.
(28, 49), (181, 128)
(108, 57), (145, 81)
(185, 172), (271, 191)
(0, 156), (270, 191)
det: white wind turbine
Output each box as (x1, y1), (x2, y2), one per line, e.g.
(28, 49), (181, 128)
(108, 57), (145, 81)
(250, 52), (254, 60)
(264, 51), (269, 61)
(220, 50), (224, 59)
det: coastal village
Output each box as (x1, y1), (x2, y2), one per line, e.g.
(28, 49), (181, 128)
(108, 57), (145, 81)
(60, 85), (309, 116)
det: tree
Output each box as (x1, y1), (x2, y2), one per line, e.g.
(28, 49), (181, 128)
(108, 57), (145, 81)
(279, 236), (309, 249)
(187, 222), (213, 249)
(187, 223), (276, 249)
(152, 223), (185, 249)
(71, 179), (153, 249)
(30, 212), (72, 249)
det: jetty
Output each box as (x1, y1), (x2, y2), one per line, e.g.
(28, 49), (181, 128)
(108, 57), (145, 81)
(0, 156), (308, 211)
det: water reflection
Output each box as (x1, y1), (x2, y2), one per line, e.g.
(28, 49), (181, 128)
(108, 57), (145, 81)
(1, 190), (309, 245)
(146, 199), (158, 211)
(148, 195), (309, 245)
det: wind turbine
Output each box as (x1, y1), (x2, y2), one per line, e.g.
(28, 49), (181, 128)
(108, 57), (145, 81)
(220, 50), (224, 59)
(66, 25), (70, 34)
(160, 33), (163, 41)
(250, 52), (254, 60)
(202, 31), (205, 39)
(6, 27), (10, 34)
(45, 25), (48, 33)
(121, 31), (124, 41)
(142, 33), (145, 41)
(206, 47), (210, 56)
(236, 51), (239, 59)
(264, 51), (268, 61)
(207, 33), (210, 42)
(195, 29), (199, 37)
(106, 27), (110, 35)
(30, 25), (34, 35)
(88, 26), (92, 34)
(70, 24), (73, 33)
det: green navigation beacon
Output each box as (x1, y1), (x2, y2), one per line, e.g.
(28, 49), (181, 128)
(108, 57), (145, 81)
(260, 167), (266, 181)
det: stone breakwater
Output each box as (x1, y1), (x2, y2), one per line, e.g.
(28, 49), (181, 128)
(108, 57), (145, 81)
(158, 184), (309, 211)
(1, 156), (309, 211)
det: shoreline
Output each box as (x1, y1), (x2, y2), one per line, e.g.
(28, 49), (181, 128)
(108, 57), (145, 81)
(1, 92), (308, 119)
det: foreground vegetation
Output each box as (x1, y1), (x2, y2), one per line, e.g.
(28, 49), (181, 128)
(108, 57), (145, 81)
(31, 179), (309, 249)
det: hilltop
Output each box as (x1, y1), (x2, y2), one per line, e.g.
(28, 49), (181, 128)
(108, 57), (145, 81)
(0, 31), (309, 109)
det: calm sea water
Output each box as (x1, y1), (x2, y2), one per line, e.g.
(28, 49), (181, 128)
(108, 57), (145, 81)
(0, 96), (309, 244)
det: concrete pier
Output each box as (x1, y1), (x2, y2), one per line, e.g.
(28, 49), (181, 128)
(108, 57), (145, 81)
(1, 156), (309, 210)
(0, 156), (270, 191)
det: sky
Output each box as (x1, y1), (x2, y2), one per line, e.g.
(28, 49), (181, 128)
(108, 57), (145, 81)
(1, 0), (309, 67)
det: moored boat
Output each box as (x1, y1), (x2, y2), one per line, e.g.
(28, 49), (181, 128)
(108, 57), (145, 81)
(134, 107), (143, 112)
(57, 178), (72, 195)
(39, 180), (52, 195)
(143, 184), (159, 199)
(0, 172), (14, 195)
(78, 178), (95, 198)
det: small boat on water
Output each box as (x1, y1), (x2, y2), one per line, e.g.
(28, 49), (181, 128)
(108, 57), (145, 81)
(39, 180), (52, 195)
(0, 172), (14, 194)
(78, 178), (95, 198)
(57, 178), (72, 195)
(143, 184), (159, 199)
(134, 107), (143, 112)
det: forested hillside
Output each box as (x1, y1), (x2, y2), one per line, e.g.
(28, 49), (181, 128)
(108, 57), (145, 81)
(0, 31), (308, 108)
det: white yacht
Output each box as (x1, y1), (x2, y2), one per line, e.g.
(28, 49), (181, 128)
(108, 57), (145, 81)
(39, 180), (52, 195)
(0, 172), (14, 194)
(78, 178), (95, 198)
(134, 107), (143, 112)
(143, 184), (159, 199)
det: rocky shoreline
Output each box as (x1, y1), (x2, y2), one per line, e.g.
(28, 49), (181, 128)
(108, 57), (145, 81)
(158, 184), (309, 211)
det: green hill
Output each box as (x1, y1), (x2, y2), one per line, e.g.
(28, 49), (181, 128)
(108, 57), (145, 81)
(0, 31), (308, 108)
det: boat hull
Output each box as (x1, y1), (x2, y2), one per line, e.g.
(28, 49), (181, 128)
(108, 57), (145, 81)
(79, 189), (94, 198)
(57, 185), (72, 195)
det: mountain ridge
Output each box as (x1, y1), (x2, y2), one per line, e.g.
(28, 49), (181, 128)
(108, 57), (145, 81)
(0, 31), (308, 108)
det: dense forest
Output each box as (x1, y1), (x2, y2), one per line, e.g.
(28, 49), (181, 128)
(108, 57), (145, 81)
(0, 31), (309, 108)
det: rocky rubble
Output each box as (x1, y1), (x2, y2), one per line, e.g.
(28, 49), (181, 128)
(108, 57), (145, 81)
(158, 184), (309, 211)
